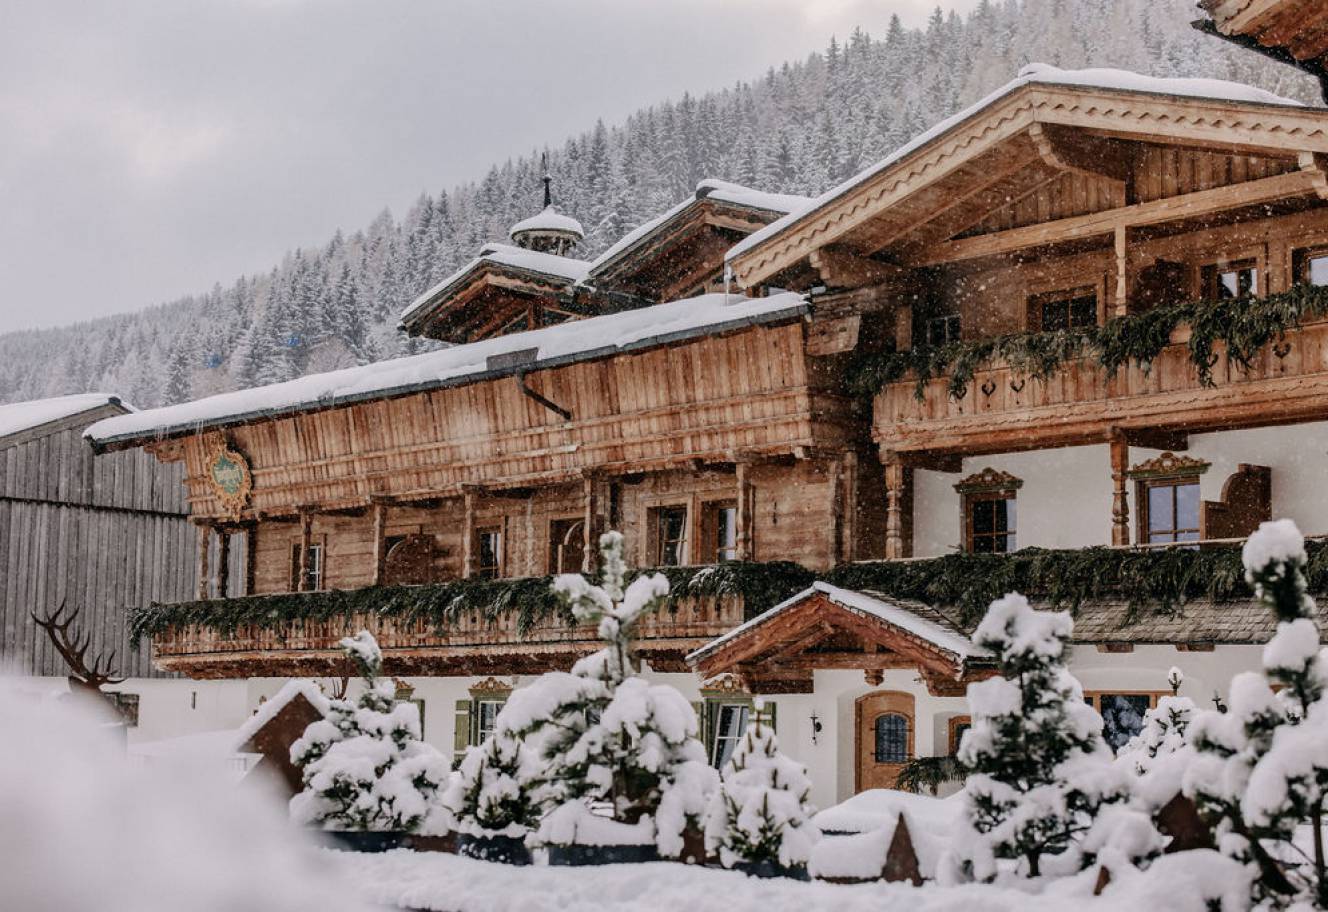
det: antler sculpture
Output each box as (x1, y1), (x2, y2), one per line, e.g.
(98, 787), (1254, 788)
(31, 601), (125, 693)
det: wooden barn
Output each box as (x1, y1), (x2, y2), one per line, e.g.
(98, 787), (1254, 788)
(86, 67), (1328, 804)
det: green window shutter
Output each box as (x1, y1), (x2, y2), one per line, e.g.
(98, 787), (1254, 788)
(453, 699), (472, 753)
(755, 700), (777, 734)
(692, 701), (709, 754)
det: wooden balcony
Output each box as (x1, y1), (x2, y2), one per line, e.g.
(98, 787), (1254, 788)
(146, 591), (747, 679)
(874, 317), (1328, 456)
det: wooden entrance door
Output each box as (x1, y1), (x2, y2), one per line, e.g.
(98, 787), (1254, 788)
(855, 691), (915, 792)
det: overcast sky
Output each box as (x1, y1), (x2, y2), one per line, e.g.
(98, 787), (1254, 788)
(0, 0), (980, 332)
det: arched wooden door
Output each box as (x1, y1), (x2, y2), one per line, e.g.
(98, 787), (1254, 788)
(855, 691), (915, 792)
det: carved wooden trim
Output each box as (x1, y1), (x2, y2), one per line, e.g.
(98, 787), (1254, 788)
(953, 467), (1023, 494)
(699, 673), (750, 697)
(1126, 452), (1210, 479)
(468, 676), (515, 698)
(204, 435), (253, 520)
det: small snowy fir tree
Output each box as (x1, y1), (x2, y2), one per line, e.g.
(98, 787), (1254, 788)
(1185, 520), (1328, 907)
(443, 713), (543, 840)
(955, 593), (1124, 880)
(703, 708), (819, 874)
(514, 531), (716, 852)
(289, 631), (451, 834)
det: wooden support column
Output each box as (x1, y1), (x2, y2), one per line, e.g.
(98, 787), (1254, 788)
(581, 473), (600, 574)
(1109, 430), (1131, 547)
(840, 452), (860, 564)
(242, 522), (257, 596)
(297, 508), (314, 592)
(1113, 224), (1129, 317)
(883, 453), (914, 561)
(215, 528), (231, 599)
(196, 523), (212, 600)
(371, 499), (389, 586)
(461, 488), (478, 579)
(735, 460), (755, 561)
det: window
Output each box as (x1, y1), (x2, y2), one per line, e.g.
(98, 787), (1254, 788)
(873, 712), (910, 764)
(652, 506), (688, 567)
(924, 313), (961, 347)
(1141, 479), (1201, 545)
(710, 703), (751, 768)
(1203, 260), (1258, 300)
(108, 692), (140, 727)
(1294, 248), (1328, 286)
(948, 715), (971, 756)
(475, 700), (503, 744)
(1032, 288), (1097, 331)
(968, 493), (1016, 553)
(704, 501), (738, 563)
(474, 527), (503, 579)
(1085, 693), (1158, 752)
(289, 541), (325, 591)
(549, 518), (585, 575)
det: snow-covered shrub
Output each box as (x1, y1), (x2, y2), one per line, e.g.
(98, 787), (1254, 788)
(443, 717), (543, 839)
(953, 593), (1125, 880)
(703, 709), (819, 873)
(513, 532), (717, 853)
(290, 631), (451, 834)
(1118, 694), (1196, 776)
(1184, 520), (1328, 908)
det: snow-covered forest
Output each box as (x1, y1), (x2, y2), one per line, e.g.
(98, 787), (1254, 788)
(1, 0), (1320, 409)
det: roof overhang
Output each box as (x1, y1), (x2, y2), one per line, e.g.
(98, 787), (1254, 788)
(399, 258), (582, 339)
(727, 79), (1328, 288)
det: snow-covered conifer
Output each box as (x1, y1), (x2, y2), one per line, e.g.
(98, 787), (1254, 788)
(289, 631), (451, 834)
(955, 593), (1124, 879)
(702, 709), (819, 874)
(443, 716), (542, 841)
(1185, 519), (1328, 907)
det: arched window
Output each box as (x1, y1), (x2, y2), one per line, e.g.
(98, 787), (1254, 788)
(874, 712), (909, 764)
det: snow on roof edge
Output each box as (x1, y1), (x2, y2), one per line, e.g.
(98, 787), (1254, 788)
(87, 292), (809, 449)
(400, 243), (591, 325)
(725, 63), (1310, 269)
(0, 393), (132, 442)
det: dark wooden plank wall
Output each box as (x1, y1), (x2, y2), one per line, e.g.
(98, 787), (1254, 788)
(0, 421), (200, 678)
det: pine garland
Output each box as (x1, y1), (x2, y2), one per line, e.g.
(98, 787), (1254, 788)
(129, 541), (1328, 645)
(844, 284), (1328, 401)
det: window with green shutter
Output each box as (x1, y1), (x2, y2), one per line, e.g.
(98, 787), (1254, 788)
(454, 678), (513, 757)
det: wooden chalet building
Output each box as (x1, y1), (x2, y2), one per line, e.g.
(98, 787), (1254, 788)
(87, 65), (1328, 805)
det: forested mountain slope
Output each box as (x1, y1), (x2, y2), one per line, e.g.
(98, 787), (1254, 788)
(1, 0), (1318, 408)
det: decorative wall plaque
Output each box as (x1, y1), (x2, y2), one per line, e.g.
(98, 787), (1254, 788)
(206, 438), (252, 517)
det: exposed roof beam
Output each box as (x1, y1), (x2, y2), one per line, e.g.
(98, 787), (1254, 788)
(1028, 123), (1134, 185)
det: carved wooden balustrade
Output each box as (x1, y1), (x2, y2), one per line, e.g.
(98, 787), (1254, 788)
(149, 593), (746, 679)
(874, 318), (1328, 456)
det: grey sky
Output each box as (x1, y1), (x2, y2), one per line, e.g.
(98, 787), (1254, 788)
(0, 0), (980, 332)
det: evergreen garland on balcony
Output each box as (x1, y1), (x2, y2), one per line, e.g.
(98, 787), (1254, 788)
(844, 284), (1328, 401)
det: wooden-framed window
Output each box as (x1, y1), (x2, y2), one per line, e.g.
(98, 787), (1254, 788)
(650, 505), (689, 567)
(289, 540), (326, 591)
(1084, 691), (1165, 752)
(924, 313), (961, 347)
(702, 500), (738, 564)
(873, 712), (911, 763)
(955, 468), (1021, 554)
(1202, 259), (1258, 300)
(454, 679), (513, 754)
(475, 699), (503, 743)
(1128, 453), (1209, 546)
(1293, 247), (1328, 287)
(709, 703), (752, 768)
(947, 715), (971, 756)
(474, 526), (503, 579)
(1030, 287), (1097, 331)
(109, 692), (140, 727)
(548, 517), (585, 575)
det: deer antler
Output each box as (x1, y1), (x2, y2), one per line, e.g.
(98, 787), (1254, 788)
(31, 600), (125, 693)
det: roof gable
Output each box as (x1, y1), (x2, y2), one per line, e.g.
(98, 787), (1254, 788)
(0, 394), (130, 449)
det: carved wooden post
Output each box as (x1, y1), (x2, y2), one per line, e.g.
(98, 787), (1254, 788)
(242, 522), (257, 596)
(828, 455), (845, 566)
(883, 453), (911, 561)
(215, 527), (231, 599)
(196, 523), (212, 600)
(297, 508), (314, 592)
(461, 488), (477, 579)
(371, 498), (389, 586)
(1110, 430), (1131, 547)
(838, 452), (859, 564)
(581, 473), (599, 574)
(735, 459), (755, 561)
(1113, 224), (1129, 317)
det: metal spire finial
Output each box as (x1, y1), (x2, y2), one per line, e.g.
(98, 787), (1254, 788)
(541, 152), (552, 209)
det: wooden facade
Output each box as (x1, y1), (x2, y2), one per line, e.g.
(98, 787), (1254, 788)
(0, 399), (200, 678)
(93, 77), (1328, 679)
(1199, 0), (1328, 100)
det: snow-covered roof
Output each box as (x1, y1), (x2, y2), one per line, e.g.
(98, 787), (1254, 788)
(587, 179), (810, 279)
(86, 291), (809, 449)
(727, 63), (1306, 267)
(509, 206), (584, 240)
(400, 242), (591, 326)
(0, 393), (129, 441)
(687, 582), (990, 664)
(233, 680), (331, 751)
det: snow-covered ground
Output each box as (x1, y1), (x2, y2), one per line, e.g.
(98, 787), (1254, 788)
(327, 847), (1239, 912)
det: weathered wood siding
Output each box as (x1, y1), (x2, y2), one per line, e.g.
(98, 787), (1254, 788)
(0, 418), (197, 678)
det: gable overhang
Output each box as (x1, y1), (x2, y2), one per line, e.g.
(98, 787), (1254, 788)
(728, 81), (1328, 288)
(687, 584), (993, 696)
(399, 260), (580, 339)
